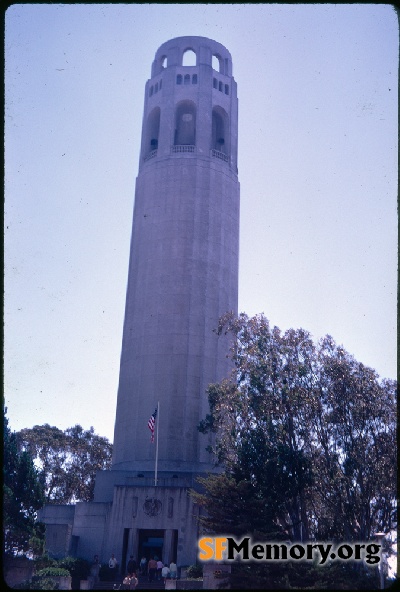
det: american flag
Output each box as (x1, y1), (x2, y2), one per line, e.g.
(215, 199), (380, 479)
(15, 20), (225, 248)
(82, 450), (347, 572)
(147, 408), (157, 442)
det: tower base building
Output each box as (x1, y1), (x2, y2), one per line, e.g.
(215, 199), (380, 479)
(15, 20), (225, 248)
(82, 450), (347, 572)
(39, 36), (239, 574)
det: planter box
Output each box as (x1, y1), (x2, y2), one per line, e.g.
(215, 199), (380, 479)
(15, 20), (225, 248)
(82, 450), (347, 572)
(53, 575), (72, 590)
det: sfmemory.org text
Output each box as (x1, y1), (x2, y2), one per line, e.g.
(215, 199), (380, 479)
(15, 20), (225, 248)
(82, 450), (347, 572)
(198, 537), (381, 565)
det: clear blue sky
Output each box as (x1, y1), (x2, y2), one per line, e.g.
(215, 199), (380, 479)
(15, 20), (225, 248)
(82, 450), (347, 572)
(5, 4), (398, 442)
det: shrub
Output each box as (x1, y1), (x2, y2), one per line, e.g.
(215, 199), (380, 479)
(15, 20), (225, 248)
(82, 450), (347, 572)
(56, 556), (90, 581)
(36, 567), (71, 577)
(186, 564), (203, 579)
(33, 553), (56, 572)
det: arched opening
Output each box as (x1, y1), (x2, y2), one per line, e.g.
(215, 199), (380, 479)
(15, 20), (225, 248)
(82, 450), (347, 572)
(182, 48), (196, 66)
(174, 101), (196, 146)
(184, 74), (190, 85)
(145, 107), (160, 156)
(161, 55), (167, 69)
(211, 107), (229, 155)
(212, 54), (222, 72)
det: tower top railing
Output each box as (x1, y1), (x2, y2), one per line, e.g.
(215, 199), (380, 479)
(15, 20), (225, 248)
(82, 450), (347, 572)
(152, 36), (233, 78)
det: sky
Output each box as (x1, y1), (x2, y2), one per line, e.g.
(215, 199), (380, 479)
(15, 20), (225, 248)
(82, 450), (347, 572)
(4, 3), (398, 443)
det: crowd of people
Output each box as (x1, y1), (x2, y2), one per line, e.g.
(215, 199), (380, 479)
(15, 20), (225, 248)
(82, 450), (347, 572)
(88, 553), (178, 589)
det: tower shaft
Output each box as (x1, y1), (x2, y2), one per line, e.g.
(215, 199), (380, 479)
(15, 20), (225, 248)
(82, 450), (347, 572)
(112, 36), (240, 477)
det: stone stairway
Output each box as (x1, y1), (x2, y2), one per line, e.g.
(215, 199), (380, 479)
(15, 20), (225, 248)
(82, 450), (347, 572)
(92, 578), (165, 590)
(137, 580), (166, 590)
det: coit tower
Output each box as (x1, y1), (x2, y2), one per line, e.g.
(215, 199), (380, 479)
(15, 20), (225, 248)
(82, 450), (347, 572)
(112, 36), (240, 479)
(38, 36), (239, 569)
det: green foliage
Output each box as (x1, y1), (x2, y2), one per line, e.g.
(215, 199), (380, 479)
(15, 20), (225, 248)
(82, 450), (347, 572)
(36, 567), (70, 577)
(16, 423), (113, 503)
(186, 564), (203, 578)
(14, 567), (70, 590)
(56, 556), (90, 580)
(3, 407), (45, 557)
(17, 558), (91, 589)
(193, 313), (397, 589)
(193, 473), (286, 540)
(228, 561), (380, 590)
(15, 576), (60, 590)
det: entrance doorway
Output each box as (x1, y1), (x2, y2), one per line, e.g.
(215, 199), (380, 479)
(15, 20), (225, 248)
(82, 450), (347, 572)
(138, 529), (164, 562)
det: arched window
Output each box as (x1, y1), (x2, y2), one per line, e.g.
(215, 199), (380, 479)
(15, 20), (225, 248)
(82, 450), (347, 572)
(155, 82), (158, 93)
(184, 74), (190, 85)
(213, 78), (218, 89)
(212, 107), (229, 155)
(145, 107), (160, 156)
(225, 84), (229, 95)
(176, 74), (182, 85)
(212, 54), (222, 72)
(218, 81), (223, 92)
(174, 101), (196, 146)
(161, 56), (167, 69)
(182, 49), (196, 66)
(192, 74), (197, 84)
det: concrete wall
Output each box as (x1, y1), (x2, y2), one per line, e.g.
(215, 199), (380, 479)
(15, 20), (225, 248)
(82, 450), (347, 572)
(71, 502), (111, 561)
(102, 485), (201, 568)
(37, 505), (76, 559)
(112, 156), (239, 475)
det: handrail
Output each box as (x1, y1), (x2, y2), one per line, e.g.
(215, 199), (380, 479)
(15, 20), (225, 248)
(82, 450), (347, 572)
(144, 149), (158, 161)
(211, 149), (229, 162)
(172, 145), (195, 153)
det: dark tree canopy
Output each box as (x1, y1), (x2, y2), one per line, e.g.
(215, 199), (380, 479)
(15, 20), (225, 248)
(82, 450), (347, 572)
(16, 423), (113, 504)
(3, 408), (45, 557)
(192, 313), (396, 588)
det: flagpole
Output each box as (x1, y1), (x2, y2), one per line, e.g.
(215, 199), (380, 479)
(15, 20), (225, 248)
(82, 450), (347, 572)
(155, 401), (159, 486)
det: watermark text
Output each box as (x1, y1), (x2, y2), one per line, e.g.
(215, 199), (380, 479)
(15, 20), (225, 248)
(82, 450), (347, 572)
(198, 537), (381, 566)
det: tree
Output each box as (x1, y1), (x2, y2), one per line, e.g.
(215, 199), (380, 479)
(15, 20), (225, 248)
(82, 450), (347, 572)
(16, 424), (113, 504)
(193, 313), (396, 588)
(311, 336), (397, 542)
(197, 314), (318, 542)
(3, 408), (45, 557)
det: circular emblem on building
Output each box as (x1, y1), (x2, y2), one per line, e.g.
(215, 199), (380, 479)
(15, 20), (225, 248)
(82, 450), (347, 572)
(143, 498), (162, 517)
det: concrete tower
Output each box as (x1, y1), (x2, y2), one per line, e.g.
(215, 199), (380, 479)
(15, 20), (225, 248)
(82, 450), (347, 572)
(112, 36), (239, 478)
(39, 37), (239, 572)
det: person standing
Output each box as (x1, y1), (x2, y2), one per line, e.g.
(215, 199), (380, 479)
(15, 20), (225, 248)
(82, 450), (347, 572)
(109, 553), (118, 581)
(89, 555), (101, 589)
(162, 564), (170, 583)
(123, 572), (138, 590)
(169, 560), (177, 579)
(156, 559), (163, 580)
(147, 557), (157, 582)
(139, 556), (147, 575)
(127, 555), (137, 576)
(128, 572), (138, 589)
